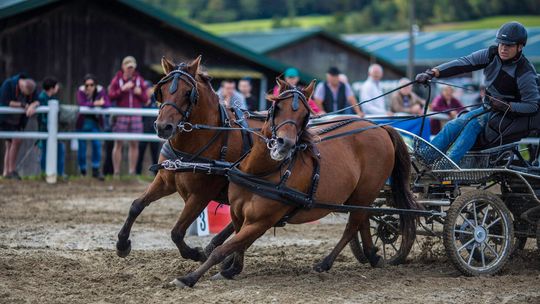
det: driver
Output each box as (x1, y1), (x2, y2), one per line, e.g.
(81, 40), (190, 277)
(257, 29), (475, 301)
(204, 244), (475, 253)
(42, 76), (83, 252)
(416, 21), (540, 163)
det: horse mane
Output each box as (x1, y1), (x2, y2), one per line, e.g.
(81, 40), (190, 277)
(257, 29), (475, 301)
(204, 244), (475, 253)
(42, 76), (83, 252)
(195, 69), (213, 90)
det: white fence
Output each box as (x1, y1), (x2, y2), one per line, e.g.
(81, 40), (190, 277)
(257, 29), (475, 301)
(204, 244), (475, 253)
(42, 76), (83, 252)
(0, 100), (162, 183)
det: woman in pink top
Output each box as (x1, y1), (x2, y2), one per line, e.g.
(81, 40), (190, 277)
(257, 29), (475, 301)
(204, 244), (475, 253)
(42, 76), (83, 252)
(108, 56), (148, 176)
(430, 86), (465, 134)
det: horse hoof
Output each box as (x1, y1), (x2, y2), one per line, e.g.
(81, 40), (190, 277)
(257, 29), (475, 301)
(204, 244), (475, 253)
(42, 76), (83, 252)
(169, 278), (188, 288)
(374, 258), (385, 268)
(313, 262), (330, 273)
(116, 240), (132, 258)
(210, 273), (230, 281)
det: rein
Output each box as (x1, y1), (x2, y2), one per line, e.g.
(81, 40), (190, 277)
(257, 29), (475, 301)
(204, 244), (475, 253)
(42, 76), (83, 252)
(314, 80), (419, 118)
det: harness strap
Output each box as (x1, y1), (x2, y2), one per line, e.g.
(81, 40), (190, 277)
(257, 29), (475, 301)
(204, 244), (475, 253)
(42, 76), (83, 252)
(219, 104), (230, 161)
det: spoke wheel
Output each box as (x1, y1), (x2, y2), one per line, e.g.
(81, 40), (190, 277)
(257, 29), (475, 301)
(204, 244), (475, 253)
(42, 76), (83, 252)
(514, 237), (527, 252)
(349, 214), (416, 266)
(536, 221), (540, 251)
(443, 190), (514, 276)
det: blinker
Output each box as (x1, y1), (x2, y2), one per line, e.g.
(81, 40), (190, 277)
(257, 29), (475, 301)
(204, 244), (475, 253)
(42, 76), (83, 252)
(292, 92), (299, 111)
(169, 74), (180, 94)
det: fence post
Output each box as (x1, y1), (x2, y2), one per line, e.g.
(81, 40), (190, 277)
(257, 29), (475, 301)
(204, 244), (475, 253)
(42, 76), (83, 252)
(45, 100), (59, 184)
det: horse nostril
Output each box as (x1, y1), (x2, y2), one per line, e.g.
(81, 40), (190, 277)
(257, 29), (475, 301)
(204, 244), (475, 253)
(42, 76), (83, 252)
(276, 137), (285, 145)
(164, 124), (174, 131)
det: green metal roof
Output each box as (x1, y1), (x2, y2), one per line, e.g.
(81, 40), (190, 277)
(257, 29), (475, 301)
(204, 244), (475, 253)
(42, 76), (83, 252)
(0, 0), (58, 19)
(223, 28), (405, 75)
(0, 0), (317, 83)
(225, 28), (322, 53)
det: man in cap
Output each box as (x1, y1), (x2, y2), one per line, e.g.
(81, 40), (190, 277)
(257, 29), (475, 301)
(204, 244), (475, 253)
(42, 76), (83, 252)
(416, 21), (540, 164)
(108, 56), (148, 176)
(313, 66), (362, 116)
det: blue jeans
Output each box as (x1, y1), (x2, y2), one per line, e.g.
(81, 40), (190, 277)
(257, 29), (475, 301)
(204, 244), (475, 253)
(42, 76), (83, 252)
(40, 141), (65, 176)
(431, 108), (490, 163)
(78, 119), (102, 171)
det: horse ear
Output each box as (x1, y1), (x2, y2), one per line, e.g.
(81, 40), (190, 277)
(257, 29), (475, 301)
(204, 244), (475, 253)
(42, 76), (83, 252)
(276, 78), (288, 91)
(303, 79), (317, 99)
(187, 55), (202, 76)
(161, 57), (175, 75)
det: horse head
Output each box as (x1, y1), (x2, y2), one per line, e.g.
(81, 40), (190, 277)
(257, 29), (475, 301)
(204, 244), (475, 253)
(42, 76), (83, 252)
(266, 78), (316, 161)
(154, 56), (206, 139)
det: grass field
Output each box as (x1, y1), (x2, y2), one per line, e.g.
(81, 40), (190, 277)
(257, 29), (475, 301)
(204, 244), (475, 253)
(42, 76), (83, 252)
(425, 15), (540, 31)
(199, 15), (540, 35)
(199, 15), (333, 34)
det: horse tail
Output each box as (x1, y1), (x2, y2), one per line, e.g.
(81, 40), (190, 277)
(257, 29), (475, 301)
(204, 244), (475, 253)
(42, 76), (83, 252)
(383, 126), (418, 248)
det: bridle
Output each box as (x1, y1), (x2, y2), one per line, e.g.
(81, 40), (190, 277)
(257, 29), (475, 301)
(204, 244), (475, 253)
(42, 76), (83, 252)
(154, 64), (199, 130)
(267, 87), (310, 149)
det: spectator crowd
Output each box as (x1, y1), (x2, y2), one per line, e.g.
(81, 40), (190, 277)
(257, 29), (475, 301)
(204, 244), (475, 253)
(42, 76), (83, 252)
(1, 57), (474, 180)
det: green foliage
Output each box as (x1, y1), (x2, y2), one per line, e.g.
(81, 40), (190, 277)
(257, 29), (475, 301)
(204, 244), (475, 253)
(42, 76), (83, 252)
(141, 0), (540, 33)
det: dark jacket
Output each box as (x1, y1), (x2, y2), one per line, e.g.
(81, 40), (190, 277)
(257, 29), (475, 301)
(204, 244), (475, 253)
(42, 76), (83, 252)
(436, 46), (540, 147)
(0, 74), (39, 127)
(436, 46), (539, 115)
(323, 82), (347, 113)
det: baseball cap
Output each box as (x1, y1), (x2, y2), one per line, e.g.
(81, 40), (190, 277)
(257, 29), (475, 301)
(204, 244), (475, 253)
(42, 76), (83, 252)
(122, 56), (137, 69)
(284, 67), (299, 78)
(327, 66), (340, 76)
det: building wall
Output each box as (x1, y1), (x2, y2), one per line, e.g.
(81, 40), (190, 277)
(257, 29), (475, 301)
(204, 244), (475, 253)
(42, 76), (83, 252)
(0, 0), (277, 103)
(268, 36), (403, 82)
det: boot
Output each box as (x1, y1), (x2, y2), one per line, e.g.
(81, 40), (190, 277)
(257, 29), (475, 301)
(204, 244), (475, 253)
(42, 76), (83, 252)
(92, 168), (105, 181)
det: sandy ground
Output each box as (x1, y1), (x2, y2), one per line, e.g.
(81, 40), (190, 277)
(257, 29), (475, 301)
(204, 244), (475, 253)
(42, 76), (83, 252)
(1, 180), (540, 304)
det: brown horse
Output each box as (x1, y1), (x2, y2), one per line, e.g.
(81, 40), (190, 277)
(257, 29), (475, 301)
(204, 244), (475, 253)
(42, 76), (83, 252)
(116, 56), (264, 262)
(170, 79), (417, 288)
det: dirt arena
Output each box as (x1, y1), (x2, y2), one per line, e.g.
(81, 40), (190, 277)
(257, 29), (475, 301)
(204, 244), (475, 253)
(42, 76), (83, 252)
(1, 180), (540, 304)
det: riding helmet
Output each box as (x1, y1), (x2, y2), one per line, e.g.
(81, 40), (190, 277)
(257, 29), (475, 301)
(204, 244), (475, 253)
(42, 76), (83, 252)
(495, 21), (528, 46)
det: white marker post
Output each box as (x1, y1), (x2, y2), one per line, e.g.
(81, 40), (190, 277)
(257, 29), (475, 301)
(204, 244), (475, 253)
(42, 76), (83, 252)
(187, 208), (210, 236)
(45, 100), (59, 184)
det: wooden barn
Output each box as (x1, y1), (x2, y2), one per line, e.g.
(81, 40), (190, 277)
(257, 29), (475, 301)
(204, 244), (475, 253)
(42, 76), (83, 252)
(224, 28), (406, 82)
(0, 0), (313, 105)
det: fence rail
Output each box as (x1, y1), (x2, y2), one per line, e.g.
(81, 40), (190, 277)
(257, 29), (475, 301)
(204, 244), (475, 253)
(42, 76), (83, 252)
(0, 100), (161, 183)
(5, 100), (533, 184)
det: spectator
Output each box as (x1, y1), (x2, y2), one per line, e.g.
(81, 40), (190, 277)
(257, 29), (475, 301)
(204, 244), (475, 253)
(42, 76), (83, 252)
(475, 85), (486, 105)
(238, 77), (258, 111)
(313, 67), (362, 116)
(37, 77), (65, 179)
(217, 80), (247, 109)
(360, 64), (391, 116)
(135, 81), (161, 175)
(108, 56), (148, 176)
(0, 74), (39, 179)
(77, 74), (110, 180)
(390, 78), (425, 115)
(272, 67), (322, 114)
(430, 86), (464, 135)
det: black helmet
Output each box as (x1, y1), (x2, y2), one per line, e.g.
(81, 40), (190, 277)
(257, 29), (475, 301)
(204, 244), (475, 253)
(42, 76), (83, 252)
(495, 21), (527, 46)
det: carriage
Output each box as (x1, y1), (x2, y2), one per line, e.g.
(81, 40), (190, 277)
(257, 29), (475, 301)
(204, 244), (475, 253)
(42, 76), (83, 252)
(119, 59), (539, 288)
(349, 128), (540, 276)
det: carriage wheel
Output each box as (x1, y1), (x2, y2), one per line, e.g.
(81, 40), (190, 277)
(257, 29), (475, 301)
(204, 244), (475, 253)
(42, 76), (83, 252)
(514, 237), (527, 252)
(443, 190), (514, 276)
(349, 213), (416, 266)
(536, 221), (540, 251)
